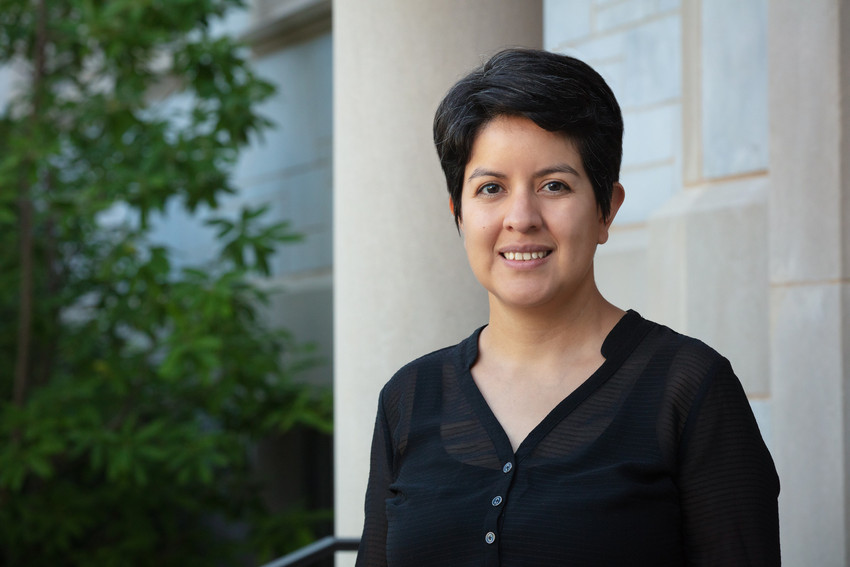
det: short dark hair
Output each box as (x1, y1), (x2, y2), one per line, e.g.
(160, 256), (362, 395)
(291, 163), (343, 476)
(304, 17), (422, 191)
(433, 48), (623, 227)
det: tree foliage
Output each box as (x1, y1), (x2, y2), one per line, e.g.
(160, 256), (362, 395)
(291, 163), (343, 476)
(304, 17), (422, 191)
(0, 1), (332, 565)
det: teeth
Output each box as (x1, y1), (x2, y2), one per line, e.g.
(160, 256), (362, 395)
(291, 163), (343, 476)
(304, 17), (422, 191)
(504, 251), (548, 261)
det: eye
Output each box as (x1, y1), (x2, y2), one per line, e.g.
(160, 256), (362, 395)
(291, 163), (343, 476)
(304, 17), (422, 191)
(541, 180), (570, 193)
(477, 182), (503, 196)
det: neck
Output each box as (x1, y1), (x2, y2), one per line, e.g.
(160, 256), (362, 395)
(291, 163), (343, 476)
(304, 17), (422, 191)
(483, 287), (624, 367)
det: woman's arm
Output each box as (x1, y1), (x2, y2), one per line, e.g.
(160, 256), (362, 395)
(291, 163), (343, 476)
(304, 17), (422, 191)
(355, 392), (394, 567)
(677, 359), (780, 565)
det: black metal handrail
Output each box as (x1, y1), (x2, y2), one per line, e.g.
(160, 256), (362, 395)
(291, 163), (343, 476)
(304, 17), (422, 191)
(257, 536), (360, 567)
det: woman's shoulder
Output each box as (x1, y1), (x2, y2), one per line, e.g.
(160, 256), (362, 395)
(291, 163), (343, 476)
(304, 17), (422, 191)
(623, 314), (762, 461)
(626, 313), (748, 419)
(624, 311), (731, 372)
(613, 311), (739, 411)
(379, 326), (483, 407)
(654, 321), (730, 373)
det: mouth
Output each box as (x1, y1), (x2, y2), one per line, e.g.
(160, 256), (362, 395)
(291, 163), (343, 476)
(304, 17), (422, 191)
(500, 250), (552, 261)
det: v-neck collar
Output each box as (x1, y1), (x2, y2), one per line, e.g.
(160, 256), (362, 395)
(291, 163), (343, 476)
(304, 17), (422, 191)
(454, 310), (653, 463)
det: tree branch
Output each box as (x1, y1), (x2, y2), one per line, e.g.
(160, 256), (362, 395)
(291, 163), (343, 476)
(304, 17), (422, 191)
(13, 0), (48, 406)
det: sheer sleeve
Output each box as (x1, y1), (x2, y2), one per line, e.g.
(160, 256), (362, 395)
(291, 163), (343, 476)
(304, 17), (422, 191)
(677, 358), (780, 565)
(355, 391), (393, 567)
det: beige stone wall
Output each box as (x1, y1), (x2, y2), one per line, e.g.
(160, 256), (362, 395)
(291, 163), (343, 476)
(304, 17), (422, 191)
(768, 1), (849, 564)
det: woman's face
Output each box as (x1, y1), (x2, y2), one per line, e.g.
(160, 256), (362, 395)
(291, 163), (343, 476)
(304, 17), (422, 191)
(459, 115), (622, 311)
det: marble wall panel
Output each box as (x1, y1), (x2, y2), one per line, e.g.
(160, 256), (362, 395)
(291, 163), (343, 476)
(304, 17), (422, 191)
(266, 167), (333, 274)
(770, 282), (847, 566)
(557, 31), (625, 62)
(544, 0), (591, 47)
(701, 0), (768, 178)
(595, 225), (649, 314)
(620, 14), (681, 107)
(768, 0), (843, 284)
(233, 33), (332, 182)
(656, 0), (681, 11)
(596, 0), (659, 32)
(618, 162), (678, 223)
(622, 103), (680, 168)
(267, 284), (334, 386)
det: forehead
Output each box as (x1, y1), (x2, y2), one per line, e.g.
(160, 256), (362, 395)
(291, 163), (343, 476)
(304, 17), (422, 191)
(466, 115), (583, 173)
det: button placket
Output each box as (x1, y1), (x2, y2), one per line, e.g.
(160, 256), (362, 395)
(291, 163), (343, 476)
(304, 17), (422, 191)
(483, 460), (514, 558)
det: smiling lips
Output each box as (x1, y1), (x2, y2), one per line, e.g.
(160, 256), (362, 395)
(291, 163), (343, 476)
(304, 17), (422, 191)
(501, 250), (552, 261)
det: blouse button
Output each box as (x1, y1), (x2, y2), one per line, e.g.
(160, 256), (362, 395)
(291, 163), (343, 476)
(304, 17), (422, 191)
(491, 495), (502, 506)
(502, 462), (512, 473)
(485, 531), (496, 544)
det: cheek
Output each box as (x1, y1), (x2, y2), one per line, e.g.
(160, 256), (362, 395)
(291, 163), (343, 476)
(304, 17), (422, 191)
(463, 226), (494, 263)
(460, 205), (498, 252)
(470, 224), (494, 245)
(560, 208), (600, 239)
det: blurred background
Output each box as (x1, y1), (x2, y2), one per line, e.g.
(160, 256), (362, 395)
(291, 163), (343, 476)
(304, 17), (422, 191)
(1, 1), (847, 566)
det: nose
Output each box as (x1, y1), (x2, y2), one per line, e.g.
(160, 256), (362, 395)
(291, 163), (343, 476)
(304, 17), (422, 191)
(503, 189), (542, 232)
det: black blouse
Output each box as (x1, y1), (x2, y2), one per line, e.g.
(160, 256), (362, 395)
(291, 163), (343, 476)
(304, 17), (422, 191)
(356, 311), (780, 566)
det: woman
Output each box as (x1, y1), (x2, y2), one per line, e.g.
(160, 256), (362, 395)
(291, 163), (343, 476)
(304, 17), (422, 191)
(356, 49), (780, 566)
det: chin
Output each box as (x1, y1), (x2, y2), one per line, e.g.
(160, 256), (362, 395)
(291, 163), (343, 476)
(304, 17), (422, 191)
(490, 289), (560, 310)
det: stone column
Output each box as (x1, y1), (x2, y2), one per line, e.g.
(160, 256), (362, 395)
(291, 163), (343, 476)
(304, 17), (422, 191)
(768, 1), (849, 564)
(332, 0), (543, 553)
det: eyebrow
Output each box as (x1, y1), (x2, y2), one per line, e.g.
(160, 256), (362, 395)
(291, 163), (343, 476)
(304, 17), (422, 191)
(466, 167), (506, 181)
(466, 163), (581, 182)
(536, 164), (581, 178)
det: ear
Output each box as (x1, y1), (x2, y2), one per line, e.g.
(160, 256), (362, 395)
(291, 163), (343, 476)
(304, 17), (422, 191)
(598, 182), (625, 245)
(452, 197), (465, 232)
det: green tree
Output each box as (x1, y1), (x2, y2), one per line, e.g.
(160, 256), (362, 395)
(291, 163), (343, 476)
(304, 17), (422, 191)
(0, 1), (332, 565)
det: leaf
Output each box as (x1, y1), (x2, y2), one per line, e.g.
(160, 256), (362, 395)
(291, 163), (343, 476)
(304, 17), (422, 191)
(27, 454), (53, 480)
